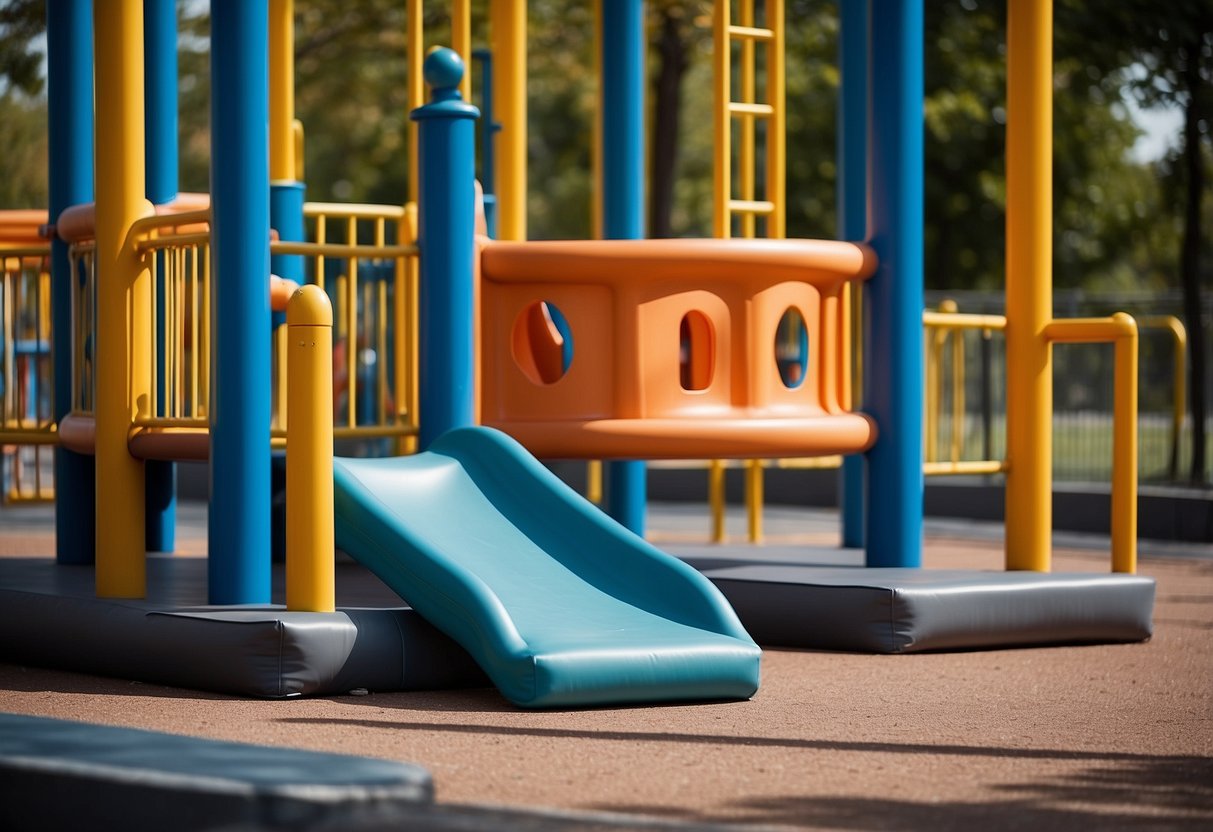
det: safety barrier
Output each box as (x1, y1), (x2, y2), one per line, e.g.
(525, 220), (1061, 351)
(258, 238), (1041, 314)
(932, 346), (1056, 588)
(0, 244), (55, 502)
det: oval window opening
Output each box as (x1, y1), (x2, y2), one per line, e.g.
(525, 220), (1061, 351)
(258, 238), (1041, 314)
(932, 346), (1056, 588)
(679, 310), (715, 391)
(775, 307), (808, 389)
(511, 301), (573, 385)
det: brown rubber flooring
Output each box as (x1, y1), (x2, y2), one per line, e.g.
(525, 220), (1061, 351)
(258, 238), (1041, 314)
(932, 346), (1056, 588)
(1, 500), (1210, 830)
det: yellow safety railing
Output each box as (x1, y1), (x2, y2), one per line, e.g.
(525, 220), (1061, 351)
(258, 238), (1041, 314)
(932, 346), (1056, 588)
(62, 205), (420, 455)
(1042, 314), (1138, 572)
(1141, 315), (1187, 480)
(302, 201), (419, 452)
(922, 302), (1009, 476)
(1, 245), (56, 502)
(712, 0), (787, 543)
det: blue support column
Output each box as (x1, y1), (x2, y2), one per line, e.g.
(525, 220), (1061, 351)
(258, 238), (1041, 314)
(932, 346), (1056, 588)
(838, 0), (869, 549)
(411, 49), (479, 449)
(46, 0), (96, 565)
(864, 0), (924, 567)
(144, 0), (177, 553)
(209, 0), (271, 604)
(600, 0), (647, 535)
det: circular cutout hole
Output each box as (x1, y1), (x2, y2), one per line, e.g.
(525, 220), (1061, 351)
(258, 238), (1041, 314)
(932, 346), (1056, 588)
(679, 310), (715, 391)
(511, 301), (573, 385)
(775, 307), (808, 389)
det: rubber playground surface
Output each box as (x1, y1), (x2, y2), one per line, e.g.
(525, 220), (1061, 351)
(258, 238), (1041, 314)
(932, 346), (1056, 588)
(1, 500), (1210, 830)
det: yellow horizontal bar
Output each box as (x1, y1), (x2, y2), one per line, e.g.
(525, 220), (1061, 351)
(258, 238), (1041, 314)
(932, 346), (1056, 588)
(773, 456), (844, 470)
(727, 199), (776, 215)
(270, 241), (417, 258)
(0, 246), (50, 259)
(728, 102), (775, 117)
(136, 232), (211, 252)
(728, 24), (773, 41)
(922, 311), (1008, 331)
(0, 428), (58, 445)
(303, 202), (407, 220)
(1042, 313), (1136, 344)
(924, 460), (1008, 476)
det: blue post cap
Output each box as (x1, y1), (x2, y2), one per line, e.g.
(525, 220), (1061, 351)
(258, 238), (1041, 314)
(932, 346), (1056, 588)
(411, 47), (480, 121)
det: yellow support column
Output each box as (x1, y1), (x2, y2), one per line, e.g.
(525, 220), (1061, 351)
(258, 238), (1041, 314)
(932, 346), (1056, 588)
(286, 285), (335, 611)
(269, 0), (295, 182)
(491, 0), (527, 241)
(94, 0), (152, 597)
(452, 0), (472, 103)
(1004, 0), (1054, 571)
(407, 0), (423, 205)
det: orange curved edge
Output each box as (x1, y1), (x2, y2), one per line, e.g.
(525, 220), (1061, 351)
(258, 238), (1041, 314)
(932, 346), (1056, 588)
(127, 427), (211, 461)
(57, 414), (96, 455)
(270, 275), (300, 313)
(484, 413), (877, 460)
(0, 209), (50, 244)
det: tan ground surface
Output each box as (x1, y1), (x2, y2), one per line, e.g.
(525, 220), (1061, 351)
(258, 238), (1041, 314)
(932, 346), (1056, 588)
(1, 502), (1210, 829)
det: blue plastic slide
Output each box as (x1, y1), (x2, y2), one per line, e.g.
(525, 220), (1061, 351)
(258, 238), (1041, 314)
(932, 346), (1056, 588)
(333, 427), (761, 707)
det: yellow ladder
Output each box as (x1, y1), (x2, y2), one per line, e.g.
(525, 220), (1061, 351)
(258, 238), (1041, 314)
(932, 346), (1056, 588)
(710, 0), (785, 542)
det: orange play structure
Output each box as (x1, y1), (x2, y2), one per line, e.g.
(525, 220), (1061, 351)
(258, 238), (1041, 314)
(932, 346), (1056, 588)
(479, 237), (877, 459)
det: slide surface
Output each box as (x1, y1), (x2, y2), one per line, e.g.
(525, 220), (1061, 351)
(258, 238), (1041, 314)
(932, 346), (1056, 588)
(333, 427), (760, 708)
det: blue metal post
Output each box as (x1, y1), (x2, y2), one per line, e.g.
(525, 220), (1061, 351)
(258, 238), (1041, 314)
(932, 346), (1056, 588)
(144, 0), (177, 553)
(601, 0), (646, 535)
(47, 0), (96, 565)
(838, 0), (868, 549)
(209, 0), (271, 604)
(411, 48), (479, 449)
(864, 0), (924, 567)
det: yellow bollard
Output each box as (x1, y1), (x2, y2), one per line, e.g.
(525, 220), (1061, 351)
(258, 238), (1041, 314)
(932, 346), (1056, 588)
(286, 285), (335, 612)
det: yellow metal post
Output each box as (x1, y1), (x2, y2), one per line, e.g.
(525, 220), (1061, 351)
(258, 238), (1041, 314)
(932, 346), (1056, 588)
(95, 0), (152, 597)
(452, 0), (472, 103)
(1111, 314), (1138, 573)
(269, 0), (295, 182)
(713, 0), (731, 239)
(766, 0), (785, 239)
(492, 0), (527, 240)
(1004, 0), (1054, 571)
(286, 285), (335, 611)
(407, 0), (423, 205)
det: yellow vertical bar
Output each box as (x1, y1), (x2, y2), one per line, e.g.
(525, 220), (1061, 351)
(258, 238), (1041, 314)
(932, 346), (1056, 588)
(286, 285), (335, 612)
(739, 1), (756, 239)
(452, 0), (472, 102)
(592, 0), (603, 240)
(407, 0), (423, 205)
(377, 279), (388, 425)
(275, 318), (288, 430)
(767, 0), (785, 239)
(269, 0), (295, 181)
(1005, 0), (1054, 571)
(315, 215), (326, 290)
(402, 202), (419, 452)
(491, 0), (527, 240)
(1111, 314), (1138, 573)
(746, 458), (763, 543)
(709, 459), (727, 542)
(950, 328), (966, 463)
(200, 243), (210, 417)
(189, 244), (199, 417)
(94, 0), (150, 597)
(148, 248), (158, 419)
(292, 118), (305, 179)
(713, 0), (731, 238)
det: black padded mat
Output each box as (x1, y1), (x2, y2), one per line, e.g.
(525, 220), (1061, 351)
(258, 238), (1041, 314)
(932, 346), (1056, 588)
(0, 557), (486, 697)
(701, 564), (1156, 652)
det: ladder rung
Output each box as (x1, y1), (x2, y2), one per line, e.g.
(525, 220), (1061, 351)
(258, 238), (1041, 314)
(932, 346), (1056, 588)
(727, 199), (775, 215)
(728, 25), (774, 42)
(728, 102), (775, 117)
